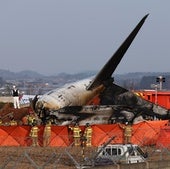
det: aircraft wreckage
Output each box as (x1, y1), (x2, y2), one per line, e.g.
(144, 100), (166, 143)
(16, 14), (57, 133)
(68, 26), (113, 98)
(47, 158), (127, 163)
(31, 14), (170, 126)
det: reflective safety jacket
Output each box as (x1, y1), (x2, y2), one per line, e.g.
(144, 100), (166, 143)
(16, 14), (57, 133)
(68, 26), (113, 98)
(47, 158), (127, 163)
(84, 126), (92, 138)
(43, 125), (51, 137)
(28, 115), (35, 126)
(30, 126), (39, 137)
(10, 120), (17, 126)
(119, 123), (132, 137)
(70, 126), (82, 138)
(124, 125), (132, 137)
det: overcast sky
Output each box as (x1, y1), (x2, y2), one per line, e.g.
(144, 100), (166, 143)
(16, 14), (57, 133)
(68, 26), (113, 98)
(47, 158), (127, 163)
(0, 1), (170, 75)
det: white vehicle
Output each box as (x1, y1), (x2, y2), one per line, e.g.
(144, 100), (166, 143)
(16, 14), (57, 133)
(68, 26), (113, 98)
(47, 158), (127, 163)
(96, 144), (147, 164)
(19, 94), (37, 107)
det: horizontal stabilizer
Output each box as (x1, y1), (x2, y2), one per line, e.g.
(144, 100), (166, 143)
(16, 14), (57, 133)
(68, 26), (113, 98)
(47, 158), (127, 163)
(87, 14), (149, 90)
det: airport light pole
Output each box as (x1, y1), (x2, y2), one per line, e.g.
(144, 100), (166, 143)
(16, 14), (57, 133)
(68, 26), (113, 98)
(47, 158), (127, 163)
(151, 84), (160, 105)
(156, 76), (165, 90)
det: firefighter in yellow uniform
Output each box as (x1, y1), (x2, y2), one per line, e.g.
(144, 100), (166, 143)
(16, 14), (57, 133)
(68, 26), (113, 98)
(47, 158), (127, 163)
(69, 123), (82, 146)
(28, 114), (36, 126)
(9, 116), (17, 126)
(83, 123), (92, 147)
(10, 119), (17, 126)
(29, 120), (39, 146)
(43, 121), (51, 147)
(119, 122), (133, 144)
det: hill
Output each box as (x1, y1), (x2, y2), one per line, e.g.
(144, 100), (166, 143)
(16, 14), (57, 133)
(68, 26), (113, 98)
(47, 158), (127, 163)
(0, 69), (170, 90)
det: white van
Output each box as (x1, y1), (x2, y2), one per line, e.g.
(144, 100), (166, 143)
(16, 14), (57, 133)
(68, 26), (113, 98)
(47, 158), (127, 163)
(96, 144), (147, 164)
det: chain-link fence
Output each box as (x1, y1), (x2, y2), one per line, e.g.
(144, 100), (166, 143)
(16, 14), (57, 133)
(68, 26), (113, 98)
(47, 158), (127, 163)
(0, 122), (170, 169)
(0, 141), (170, 169)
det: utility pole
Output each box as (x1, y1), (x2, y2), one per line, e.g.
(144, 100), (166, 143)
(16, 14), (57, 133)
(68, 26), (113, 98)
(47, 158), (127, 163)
(151, 84), (160, 105)
(156, 76), (165, 90)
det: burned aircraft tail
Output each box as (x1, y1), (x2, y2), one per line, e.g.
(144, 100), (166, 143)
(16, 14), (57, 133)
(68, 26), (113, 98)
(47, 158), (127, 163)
(87, 14), (149, 90)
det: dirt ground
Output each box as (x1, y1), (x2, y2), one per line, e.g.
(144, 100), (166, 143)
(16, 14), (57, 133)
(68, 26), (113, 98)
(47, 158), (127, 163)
(0, 146), (98, 169)
(0, 103), (30, 125)
(0, 145), (170, 169)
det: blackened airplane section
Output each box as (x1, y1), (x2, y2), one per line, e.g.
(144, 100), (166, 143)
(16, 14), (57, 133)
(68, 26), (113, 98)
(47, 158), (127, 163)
(47, 105), (115, 125)
(99, 86), (169, 124)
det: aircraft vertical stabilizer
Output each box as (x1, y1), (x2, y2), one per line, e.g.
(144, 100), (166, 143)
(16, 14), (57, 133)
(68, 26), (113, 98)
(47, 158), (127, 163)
(87, 14), (149, 90)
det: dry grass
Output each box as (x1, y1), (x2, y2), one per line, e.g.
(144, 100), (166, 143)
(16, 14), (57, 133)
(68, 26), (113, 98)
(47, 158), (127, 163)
(0, 146), (98, 169)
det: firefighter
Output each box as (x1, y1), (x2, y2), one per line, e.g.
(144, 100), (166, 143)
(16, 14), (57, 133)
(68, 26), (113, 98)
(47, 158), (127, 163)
(9, 114), (17, 126)
(83, 123), (92, 147)
(69, 123), (82, 146)
(29, 120), (39, 146)
(10, 118), (17, 126)
(119, 122), (133, 144)
(28, 114), (36, 126)
(43, 121), (51, 147)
